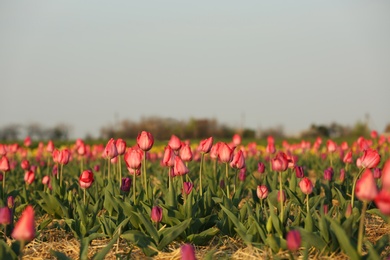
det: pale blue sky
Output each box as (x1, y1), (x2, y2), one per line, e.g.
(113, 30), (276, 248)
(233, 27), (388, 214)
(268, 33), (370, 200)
(1, 1), (389, 138)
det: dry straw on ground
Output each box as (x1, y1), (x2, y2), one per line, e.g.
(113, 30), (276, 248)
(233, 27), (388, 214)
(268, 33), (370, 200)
(13, 214), (389, 260)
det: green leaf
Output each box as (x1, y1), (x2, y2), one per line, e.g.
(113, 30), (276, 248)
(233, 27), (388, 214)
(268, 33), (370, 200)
(121, 230), (158, 257)
(325, 216), (360, 259)
(50, 249), (72, 260)
(103, 189), (115, 216)
(135, 211), (159, 243)
(187, 227), (220, 245)
(297, 228), (327, 251)
(158, 218), (192, 250)
(92, 234), (119, 260)
(304, 211), (313, 232)
(367, 208), (389, 223)
(220, 205), (252, 245)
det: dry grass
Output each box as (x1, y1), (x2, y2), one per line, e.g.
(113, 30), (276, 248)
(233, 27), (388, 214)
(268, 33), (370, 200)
(13, 214), (389, 260)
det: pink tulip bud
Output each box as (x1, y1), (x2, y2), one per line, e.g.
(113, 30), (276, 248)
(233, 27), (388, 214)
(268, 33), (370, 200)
(324, 167), (334, 181)
(257, 162), (265, 174)
(286, 230), (301, 251)
(12, 205), (35, 242)
(181, 244), (197, 260)
(21, 159), (30, 170)
(294, 166), (304, 178)
(0, 156), (10, 172)
(374, 189), (390, 216)
(79, 170), (94, 189)
(326, 139), (337, 153)
(24, 136), (32, 147)
(339, 169), (346, 182)
(278, 190), (286, 203)
(230, 150), (245, 169)
(256, 185), (268, 200)
(373, 168), (382, 179)
(120, 177), (132, 193)
(124, 148), (143, 170)
(179, 144), (193, 162)
(218, 142), (233, 163)
(162, 146), (175, 167)
(182, 182), (194, 195)
(174, 156), (189, 176)
(103, 138), (118, 159)
(299, 177), (313, 195)
(345, 203), (352, 218)
(168, 135), (182, 151)
(0, 207), (11, 225)
(382, 159), (390, 190)
(232, 134), (242, 146)
(151, 206), (163, 223)
(198, 137), (213, 154)
(24, 170), (35, 185)
(355, 169), (378, 202)
(357, 148), (380, 169)
(137, 131), (154, 151)
(239, 168), (246, 181)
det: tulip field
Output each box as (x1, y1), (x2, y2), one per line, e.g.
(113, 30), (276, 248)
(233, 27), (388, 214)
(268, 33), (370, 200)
(0, 132), (389, 259)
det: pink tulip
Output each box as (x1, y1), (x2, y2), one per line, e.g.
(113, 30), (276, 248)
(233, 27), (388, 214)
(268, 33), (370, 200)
(179, 144), (193, 162)
(271, 152), (289, 172)
(357, 148), (380, 169)
(174, 156), (189, 176)
(12, 205), (35, 242)
(21, 159), (30, 170)
(294, 166), (304, 178)
(343, 150), (353, 164)
(79, 170), (94, 189)
(168, 135), (181, 151)
(115, 138), (126, 155)
(257, 162), (265, 174)
(256, 185), (268, 199)
(286, 230), (301, 251)
(198, 137), (213, 154)
(24, 136), (32, 147)
(374, 190), (390, 216)
(46, 140), (55, 153)
(0, 144), (7, 156)
(137, 131), (154, 151)
(124, 148), (143, 170)
(355, 169), (378, 201)
(0, 207), (11, 225)
(230, 150), (245, 169)
(162, 146), (175, 167)
(218, 142), (233, 163)
(0, 156), (10, 172)
(183, 182), (194, 195)
(24, 170), (35, 185)
(209, 143), (220, 160)
(232, 134), (242, 146)
(181, 244), (197, 260)
(151, 206), (163, 223)
(299, 177), (313, 195)
(381, 159), (390, 190)
(326, 139), (337, 153)
(120, 177), (132, 193)
(103, 138), (118, 159)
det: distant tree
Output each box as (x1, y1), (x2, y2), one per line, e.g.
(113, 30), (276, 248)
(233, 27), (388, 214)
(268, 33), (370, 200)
(26, 123), (45, 140)
(351, 121), (370, 137)
(0, 124), (21, 140)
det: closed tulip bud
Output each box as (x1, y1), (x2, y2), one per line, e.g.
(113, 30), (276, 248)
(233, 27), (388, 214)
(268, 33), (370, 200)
(209, 143), (220, 160)
(373, 168), (382, 179)
(358, 148), (380, 169)
(42, 175), (50, 186)
(0, 156), (10, 172)
(340, 142), (349, 151)
(299, 177), (313, 195)
(174, 156), (189, 176)
(182, 182), (194, 195)
(59, 149), (71, 165)
(21, 159), (30, 170)
(371, 130), (378, 139)
(381, 159), (390, 190)
(116, 138), (127, 155)
(198, 137), (213, 154)
(374, 190), (390, 216)
(355, 169), (378, 201)
(343, 150), (353, 164)
(179, 144), (193, 162)
(120, 177), (132, 193)
(46, 140), (54, 153)
(326, 139), (337, 153)
(151, 206), (163, 223)
(232, 134), (242, 146)
(79, 170), (94, 189)
(0, 144), (7, 156)
(12, 205), (35, 242)
(266, 142), (276, 154)
(230, 150), (245, 169)
(271, 152), (289, 172)
(7, 196), (14, 209)
(162, 146), (175, 167)
(286, 230), (301, 251)
(339, 169), (346, 182)
(277, 190), (286, 203)
(124, 148), (143, 170)
(218, 142), (233, 163)
(77, 142), (86, 156)
(24, 136), (31, 147)
(324, 167), (334, 181)
(323, 204), (329, 214)
(168, 135), (181, 151)
(137, 131), (154, 151)
(24, 170), (35, 185)
(239, 168), (246, 181)
(93, 164), (100, 172)
(257, 162), (265, 174)
(181, 244), (197, 260)
(103, 138), (118, 159)
(294, 166), (304, 178)
(0, 207), (11, 225)
(256, 185), (268, 200)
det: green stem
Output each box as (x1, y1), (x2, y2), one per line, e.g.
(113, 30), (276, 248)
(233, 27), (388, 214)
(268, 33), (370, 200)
(108, 158), (111, 180)
(329, 153), (333, 168)
(143, 151), (148, 199)
(80, 157), (83, 172)
(225, 163), (230, 198)
(60, 164), (64, 188)
(306, 193), (309, 213)
(279, 171), (284, 223)
(83, 188), (86, 205)
(199, 153), (204, 196)
(357, 200), (368, 255)
(133, 171), (137, 205)
(351, 167), (366, 207)
(2, 171), (5, 199)
(19, 240), (25, 260)
(118, 156), (122, 190)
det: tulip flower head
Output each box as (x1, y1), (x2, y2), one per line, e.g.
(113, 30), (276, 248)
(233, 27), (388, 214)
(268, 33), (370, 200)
(151, 206), (163, 223)
(179, 144), (193, 162)
(181, 244), (197, 260)
(257, 162), (265, 174)
(0, 207), (11, 225)
(326, 139), (337, 153)
(357, 149), (380, 169)
(232, 134), (242, 146)
(137, 131), (154, 151)
(230, 150), (245, 169)
(286, 230), (301, 251)
(271, 152), (289, 172)
(24, 170), (35, 185)
(120, 177), (132, 193)
(124, 148), (143, 170)
(182, 182), (194, 195)
(294, 166), (304, 178)
(79, 170), (94, 189)
(299, 177), (313, 195)
(103, 138), (118, 159)
(162, 146), (175, 167)
(381, 159), (390, 190)
(116, 138), (127, 155)
(12, 205), (35, 242)
(0, 156), (10, 172)
(256, 185), (268, 200)
(355, 169), (378, 202)
(198, 137), (213, 154)
(218, 142), (233, 163)
(168, 135), (181, 151)
(374, 189), (390, 216)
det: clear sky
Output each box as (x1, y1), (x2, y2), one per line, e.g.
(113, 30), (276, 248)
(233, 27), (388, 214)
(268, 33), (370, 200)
(1, 1), (389, 139)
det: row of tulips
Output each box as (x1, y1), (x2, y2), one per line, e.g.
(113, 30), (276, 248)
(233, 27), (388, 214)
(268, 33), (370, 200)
(0, 131), (389, 259)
